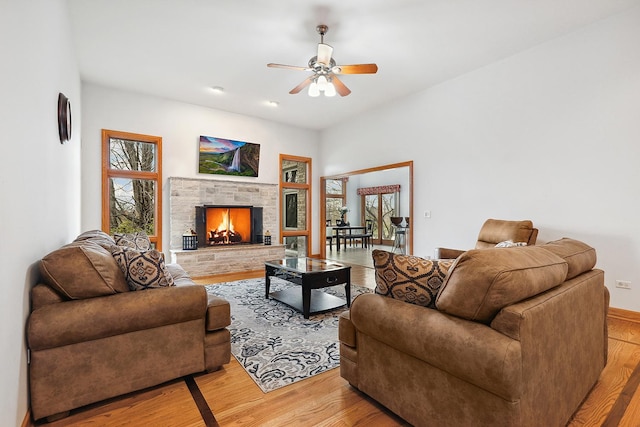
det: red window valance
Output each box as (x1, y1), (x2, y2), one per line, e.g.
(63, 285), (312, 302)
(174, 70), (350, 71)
(357, 184), (401, 196)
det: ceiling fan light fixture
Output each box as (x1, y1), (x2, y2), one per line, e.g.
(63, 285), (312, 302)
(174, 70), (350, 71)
(308, 81), (320, 97)
(316, 75), (328, 91)
(324, 82), (336, 97)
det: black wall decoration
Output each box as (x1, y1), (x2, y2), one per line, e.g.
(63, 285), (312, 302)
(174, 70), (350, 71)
(57, 92), (72, 143)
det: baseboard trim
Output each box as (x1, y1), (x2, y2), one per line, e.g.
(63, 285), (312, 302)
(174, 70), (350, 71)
(21, 409), (33, 427)
(608, 307), (640, 324)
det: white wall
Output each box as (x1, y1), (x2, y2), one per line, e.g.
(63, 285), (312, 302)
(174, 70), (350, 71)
(81, 84), (321, 255)
(0, 0), (81, 424)
(321, 6), (640, 311)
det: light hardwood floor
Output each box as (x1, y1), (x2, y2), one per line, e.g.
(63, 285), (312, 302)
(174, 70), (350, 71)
(324, 244), (393, 269)
(31, 264), (640, 427)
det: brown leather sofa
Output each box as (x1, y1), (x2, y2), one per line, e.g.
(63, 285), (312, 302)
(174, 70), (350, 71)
(339, 238), (608, 427)
(27, 231), (231, 422)
(436, 218), (539, 259)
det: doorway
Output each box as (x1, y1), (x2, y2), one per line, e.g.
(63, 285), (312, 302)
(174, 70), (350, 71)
(320, 161), (413, 265)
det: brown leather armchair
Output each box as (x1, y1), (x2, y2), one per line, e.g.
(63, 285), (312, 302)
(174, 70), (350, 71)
(340, 238), (608, 427)
(435, 218), (538, 259)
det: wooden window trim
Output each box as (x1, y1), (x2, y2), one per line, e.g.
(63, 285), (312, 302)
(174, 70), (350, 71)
(101, 129), (163, 250)
(279, 154), (312, 254)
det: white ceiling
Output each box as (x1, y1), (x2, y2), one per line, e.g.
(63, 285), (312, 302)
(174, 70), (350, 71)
(67, 0), (640, 131)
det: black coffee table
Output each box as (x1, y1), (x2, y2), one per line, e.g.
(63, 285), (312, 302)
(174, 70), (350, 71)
(265, 258), (351, 319)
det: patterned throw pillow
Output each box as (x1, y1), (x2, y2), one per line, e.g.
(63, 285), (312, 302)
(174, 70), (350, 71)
(110, 246), (175, 291)
(113, 231), (152, 251)
(372, 249), (454, 309)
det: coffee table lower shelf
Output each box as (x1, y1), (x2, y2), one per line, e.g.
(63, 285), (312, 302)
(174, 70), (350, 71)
(269, 288), (347, 317)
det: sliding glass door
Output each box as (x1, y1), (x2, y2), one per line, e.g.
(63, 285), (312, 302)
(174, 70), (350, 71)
(363, 192), (397, 246)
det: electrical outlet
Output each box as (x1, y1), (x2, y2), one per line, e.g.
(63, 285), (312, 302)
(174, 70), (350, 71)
(616, 280), (632, 289)
(424, 210), (431, 218)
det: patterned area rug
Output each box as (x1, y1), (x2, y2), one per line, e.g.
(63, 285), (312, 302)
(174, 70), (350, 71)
(205, 277), (371, 393)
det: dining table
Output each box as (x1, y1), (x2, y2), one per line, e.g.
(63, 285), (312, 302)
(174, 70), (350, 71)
(332, 225), (367, 252)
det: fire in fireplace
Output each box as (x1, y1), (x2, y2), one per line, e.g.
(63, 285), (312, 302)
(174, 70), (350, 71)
(195, 205), (263, 247)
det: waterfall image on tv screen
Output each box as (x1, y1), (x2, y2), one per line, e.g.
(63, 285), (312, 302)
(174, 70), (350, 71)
(198, 135), (260, 177)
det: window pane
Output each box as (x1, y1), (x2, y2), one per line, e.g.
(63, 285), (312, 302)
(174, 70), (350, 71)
(381, 193), (396, 240)
(283, 189), (306, 230)
(364, 195), (379, 239)
(326, 179), (343, 195)
(326, 198), (343, 225)
(282, 160), (307, 183)
(109, 138), (156, 172)
(109, 177), (156, 235)
(284, 236), (307, 258)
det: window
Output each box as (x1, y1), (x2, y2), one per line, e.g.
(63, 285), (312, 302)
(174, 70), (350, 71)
(280, 155), (311, 257)
(102, 129), (163, 249)
(325, 179), (347, 225)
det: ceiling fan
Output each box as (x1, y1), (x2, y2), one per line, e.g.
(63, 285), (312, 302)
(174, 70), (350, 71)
(267, 25), (378, 97)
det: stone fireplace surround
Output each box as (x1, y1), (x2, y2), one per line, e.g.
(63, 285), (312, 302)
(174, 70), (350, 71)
(169, 177), (284, 277)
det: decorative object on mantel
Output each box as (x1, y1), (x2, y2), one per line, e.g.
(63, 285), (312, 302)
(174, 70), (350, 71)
(57, 92), (72, 143)
(205, 277), (371, 392)
(182, 229), (197, 250)
(198, 135), (260, 177)
(264, 230), (271, 246)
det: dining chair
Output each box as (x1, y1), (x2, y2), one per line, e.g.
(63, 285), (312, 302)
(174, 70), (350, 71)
(325, 219), (334, 250)
(361, 219), (374, 248)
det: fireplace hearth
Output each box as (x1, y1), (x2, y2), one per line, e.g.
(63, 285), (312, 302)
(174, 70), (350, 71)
(195, 205), (263, 247)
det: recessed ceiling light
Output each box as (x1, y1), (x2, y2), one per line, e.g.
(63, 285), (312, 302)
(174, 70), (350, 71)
(210, 86), (224, 93)
(267, 101), (279, 107)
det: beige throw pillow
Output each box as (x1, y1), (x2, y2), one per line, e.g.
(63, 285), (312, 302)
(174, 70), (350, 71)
(495, 240), (527, 248)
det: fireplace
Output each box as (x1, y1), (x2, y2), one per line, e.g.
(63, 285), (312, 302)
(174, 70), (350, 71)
(195, 205), (263, 247)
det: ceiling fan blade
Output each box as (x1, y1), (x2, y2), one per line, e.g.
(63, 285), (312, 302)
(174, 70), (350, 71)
(317, 43), (333, 66)
(331, 75), (351, 97)
(332, 63), (378, 74)
(267, 63), (310, 71)
(289, 76), (315, 94)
